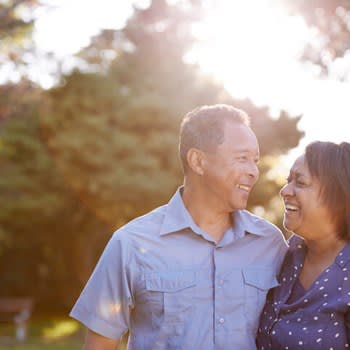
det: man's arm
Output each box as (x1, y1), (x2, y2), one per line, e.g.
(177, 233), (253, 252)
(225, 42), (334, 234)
(83, 329), (120, 350)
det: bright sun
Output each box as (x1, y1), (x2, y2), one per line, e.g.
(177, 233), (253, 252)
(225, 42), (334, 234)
(190, 0), (313, 111)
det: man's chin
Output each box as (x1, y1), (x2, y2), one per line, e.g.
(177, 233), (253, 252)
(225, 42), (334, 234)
(230, 201), (248, 211)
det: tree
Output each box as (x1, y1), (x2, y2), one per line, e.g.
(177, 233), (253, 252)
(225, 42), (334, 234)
(0, 0), (39, 70)
(277, 0), (350, 74)
(0, 0), (118, 312)
(0, 82), (111, 311)
(40, 0), (304, 228)
(0, 0), (35, 40)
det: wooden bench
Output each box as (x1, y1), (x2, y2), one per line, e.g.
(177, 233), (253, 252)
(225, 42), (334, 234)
(0, 298), (33, 342)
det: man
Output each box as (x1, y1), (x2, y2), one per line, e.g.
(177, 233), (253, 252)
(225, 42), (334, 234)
(70, 104), (288, 350)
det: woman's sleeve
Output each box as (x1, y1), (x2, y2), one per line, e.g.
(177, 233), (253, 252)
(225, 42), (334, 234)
(346, 312), (350, 344)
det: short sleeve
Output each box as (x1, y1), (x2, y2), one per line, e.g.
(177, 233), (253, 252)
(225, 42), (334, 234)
(70, 233), (134, 340)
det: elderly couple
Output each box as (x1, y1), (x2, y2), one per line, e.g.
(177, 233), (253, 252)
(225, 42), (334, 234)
(70, 104), (350, 349)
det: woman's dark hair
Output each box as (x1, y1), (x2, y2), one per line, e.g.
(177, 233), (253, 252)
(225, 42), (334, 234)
(305, 141), (350, 240)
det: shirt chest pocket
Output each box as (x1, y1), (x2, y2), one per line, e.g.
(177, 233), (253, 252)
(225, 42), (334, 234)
(243, 268), (279, 329)
(144, 271), (196, 325)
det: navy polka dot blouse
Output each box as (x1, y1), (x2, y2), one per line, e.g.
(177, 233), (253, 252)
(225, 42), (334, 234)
(256, 235), (350, 349)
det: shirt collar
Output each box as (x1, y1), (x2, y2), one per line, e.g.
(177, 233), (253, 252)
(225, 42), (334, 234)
(159, 187), (195, 236)
(335, 242), (350, 268)
(232, 210), (275, 238)
(160, 187), (269, 238)
(289, 235), (350, 269)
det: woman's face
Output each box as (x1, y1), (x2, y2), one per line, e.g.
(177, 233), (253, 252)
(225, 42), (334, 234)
(280, 155), (336, 240)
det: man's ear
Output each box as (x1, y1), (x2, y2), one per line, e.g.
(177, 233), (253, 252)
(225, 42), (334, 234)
(187, 148), (205, 175)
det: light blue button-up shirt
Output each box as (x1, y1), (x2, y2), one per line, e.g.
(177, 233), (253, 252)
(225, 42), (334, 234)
(70, 188), (288, 350)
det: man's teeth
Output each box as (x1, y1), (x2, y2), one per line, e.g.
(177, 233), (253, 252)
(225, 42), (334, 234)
(285, 204), (298, 211)
(237, 184), (250, 191)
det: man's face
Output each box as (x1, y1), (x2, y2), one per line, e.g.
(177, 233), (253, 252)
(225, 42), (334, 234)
(201, 122), (260, 212)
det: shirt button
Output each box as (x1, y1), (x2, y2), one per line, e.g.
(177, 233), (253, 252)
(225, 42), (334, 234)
(219, 318), (225, 324)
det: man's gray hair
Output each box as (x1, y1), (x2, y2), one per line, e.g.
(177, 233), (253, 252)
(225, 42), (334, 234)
(179, 104), (250, 173)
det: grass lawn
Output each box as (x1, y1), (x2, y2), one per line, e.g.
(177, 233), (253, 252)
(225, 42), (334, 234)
(0, 316), (127, 350)
(0, 339), (82, 350)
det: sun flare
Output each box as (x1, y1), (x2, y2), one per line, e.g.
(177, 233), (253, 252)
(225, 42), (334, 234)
(191, 0), (312, 109)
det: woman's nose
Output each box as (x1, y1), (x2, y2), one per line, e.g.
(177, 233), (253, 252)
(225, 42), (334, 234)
(280, 182), (292, 197)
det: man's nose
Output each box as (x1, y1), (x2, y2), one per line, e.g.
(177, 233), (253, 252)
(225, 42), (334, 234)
(248, 162), (259, 180)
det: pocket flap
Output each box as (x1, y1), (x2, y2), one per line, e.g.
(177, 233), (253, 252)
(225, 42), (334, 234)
(145, 271), (196, 292)
(243, 268), (279, 290)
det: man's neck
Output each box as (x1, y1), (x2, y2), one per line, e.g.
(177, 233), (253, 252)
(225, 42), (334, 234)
(181, 186), (233, 242)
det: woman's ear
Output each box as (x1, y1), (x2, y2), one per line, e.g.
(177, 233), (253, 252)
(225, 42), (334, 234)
(186, 148), (205, 175)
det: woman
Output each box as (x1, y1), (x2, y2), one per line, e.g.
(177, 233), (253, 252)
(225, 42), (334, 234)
(256, 141), (350, 349)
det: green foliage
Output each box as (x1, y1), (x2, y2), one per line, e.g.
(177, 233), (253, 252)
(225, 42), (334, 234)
(41, 73), (182, 226)
(0, 0), (39, 66)
(0, 82), (111, 311)
(0, 1), (35, 36)
(277, 0), (350, 73)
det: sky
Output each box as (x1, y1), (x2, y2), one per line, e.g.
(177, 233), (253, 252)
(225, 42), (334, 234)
(33, 0), (350, 167)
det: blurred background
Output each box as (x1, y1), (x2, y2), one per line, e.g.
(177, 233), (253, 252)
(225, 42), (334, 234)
(0, 0), (349, 347)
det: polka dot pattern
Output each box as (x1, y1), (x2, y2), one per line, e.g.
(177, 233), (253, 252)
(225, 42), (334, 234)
(256, 235), (350, 349)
